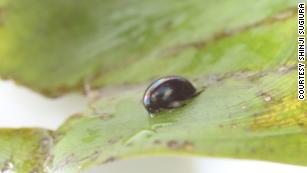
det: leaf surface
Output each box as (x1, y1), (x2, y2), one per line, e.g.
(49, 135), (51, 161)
(0, 0), (298, 95)
(0, 1), (305, 173)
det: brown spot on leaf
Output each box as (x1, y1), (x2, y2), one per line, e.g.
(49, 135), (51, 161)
(273, 9), (295, 20)
(108, 138), (120, 144)
(0, 7), (7, 26)
(104, 157), (117, 164)
(182, 141), (194, 151)
(161, 7), (296, 57)
(65, 153), (76, 164)
(257, 92), (273, 102)
(247, 72), (268, 82)
(166, 140), (194, 151)
(91, 150), (101, 161)
(153, 140), (161, 145)
(99, 113), (113, 120)
(79, 150), (101, 162)
(278, 64), (296, 74)
(250, 148), (256, 154)
(167, 140), (180, 149)
(90, 106), (113, 120)
(195, 64), (295, 90)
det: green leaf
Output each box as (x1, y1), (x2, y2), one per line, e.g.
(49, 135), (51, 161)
(0, 129), (52, 173)
(1, 66), (305, 173)
(0, 0), (305, 173)
(0, 0), (298, 95)
(50, 66), (306, 173)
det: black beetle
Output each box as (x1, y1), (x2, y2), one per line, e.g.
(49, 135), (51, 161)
(143, 76), (198, 114)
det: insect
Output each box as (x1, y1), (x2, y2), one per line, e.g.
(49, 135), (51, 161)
(143, 76), (199, 115)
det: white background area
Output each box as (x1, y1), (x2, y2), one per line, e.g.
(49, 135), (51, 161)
(0, 80), (306, 173)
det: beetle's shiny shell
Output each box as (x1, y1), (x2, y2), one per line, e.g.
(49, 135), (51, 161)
(143, 76), (197, 114)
